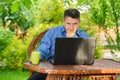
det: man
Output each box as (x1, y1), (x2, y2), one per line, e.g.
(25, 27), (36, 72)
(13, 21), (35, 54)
(28, 8), (89, 80)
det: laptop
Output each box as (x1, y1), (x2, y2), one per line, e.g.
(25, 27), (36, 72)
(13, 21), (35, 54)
(53, 38), (96, 65)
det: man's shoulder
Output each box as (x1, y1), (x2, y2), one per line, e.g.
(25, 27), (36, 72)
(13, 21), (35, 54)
(77, 29), (87, 33)
(44, 26), (63, 36)
(77, 29), (89, 38)
(51, 26), (63, 30)
(48, 26), (64, 32)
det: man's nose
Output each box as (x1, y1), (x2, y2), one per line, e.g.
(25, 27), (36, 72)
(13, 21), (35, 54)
(69, 24), (74, 29)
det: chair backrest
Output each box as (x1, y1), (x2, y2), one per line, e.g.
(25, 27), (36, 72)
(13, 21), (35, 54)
(28, 29), (49, 58)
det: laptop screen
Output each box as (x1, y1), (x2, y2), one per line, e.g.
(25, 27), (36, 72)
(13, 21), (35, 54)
(53, 38), (96, 65)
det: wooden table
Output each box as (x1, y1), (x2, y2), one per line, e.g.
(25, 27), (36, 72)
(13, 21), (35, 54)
(23, 59), (120, 80)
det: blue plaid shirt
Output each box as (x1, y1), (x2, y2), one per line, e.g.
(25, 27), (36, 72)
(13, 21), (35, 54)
(37, 26), (89, 62)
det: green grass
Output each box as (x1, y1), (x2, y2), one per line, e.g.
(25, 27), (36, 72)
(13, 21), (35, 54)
(117, 75), (120, 80)
(0, 67), (29, 80)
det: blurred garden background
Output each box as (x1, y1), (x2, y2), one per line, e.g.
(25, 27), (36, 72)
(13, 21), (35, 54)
(0, 0), (120, 80)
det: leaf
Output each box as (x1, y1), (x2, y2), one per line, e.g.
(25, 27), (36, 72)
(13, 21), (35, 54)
(6, 0), (13, 5)
(11, 2), (19, 13)
(22, 0), (32, 9)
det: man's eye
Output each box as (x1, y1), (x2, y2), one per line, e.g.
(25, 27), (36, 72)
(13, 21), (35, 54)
(74, 23), (78, 25)
(67, 23), (70, 24)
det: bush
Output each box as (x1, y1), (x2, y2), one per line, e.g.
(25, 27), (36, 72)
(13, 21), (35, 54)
(94, 45), (104, 59)
(2, 23), (57, 70)
(0, 27), (14, 60)
(2, 37), (29, 69)
(35, 0), (64, 24)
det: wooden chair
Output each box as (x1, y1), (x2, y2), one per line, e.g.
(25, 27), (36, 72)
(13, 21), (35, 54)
(28, 29), (49, 75)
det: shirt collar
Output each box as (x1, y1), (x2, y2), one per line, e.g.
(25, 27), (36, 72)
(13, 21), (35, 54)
(61, 26), (66, 33)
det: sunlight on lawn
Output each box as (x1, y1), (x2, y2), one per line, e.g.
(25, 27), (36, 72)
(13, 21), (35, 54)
(0, 68), (29, 80)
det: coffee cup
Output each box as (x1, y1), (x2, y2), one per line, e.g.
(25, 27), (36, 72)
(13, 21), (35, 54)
(30, 51), (40, 64)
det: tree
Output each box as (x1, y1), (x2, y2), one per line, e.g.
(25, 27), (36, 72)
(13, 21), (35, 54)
(0, 0), (34, 33)
(36, 0), (64, 24)
(90, 0), (120, 60)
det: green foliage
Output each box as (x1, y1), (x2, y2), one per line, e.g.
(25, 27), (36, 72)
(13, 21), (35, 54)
(108, 0), (120, 51)
(1, 23), (57, 69)
(0, 0), (34, 31)
(37, 0), (64, 24)
(0, 27), (14, 60)
(94, 45), (104, 59)
(89, 0), (120, 59)
(2, 37), (29, 69)
(90, 0), (110, 27)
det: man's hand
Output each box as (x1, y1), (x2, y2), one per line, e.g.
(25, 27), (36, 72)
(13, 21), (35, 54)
(66, 26), (77, 37)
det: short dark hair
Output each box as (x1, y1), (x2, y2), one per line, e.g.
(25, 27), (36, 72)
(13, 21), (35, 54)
(64, 8), (80, 20)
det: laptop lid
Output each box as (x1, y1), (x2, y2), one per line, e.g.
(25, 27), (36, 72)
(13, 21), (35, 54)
(53, 38), (96, 65)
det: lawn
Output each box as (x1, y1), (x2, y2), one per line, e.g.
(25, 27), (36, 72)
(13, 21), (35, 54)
(0, 68), (29, 80)
(117, 75), (120, 80)
(0, 67), (120, 80)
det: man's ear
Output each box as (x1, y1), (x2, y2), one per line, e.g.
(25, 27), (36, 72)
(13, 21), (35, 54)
(62, 19), (65, 24)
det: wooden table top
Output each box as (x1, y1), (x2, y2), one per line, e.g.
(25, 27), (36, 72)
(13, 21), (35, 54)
(23, 59), (120, 75)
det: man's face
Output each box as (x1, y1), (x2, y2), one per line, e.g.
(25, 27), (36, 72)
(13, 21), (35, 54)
(63, 16), (80, 37)
(64, 16), (80, 33)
